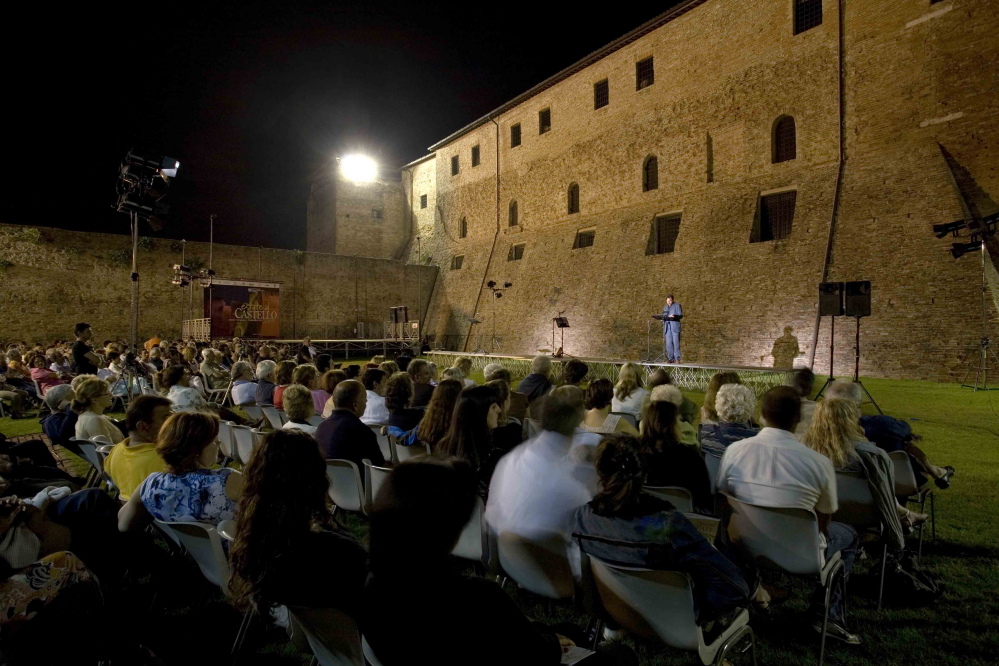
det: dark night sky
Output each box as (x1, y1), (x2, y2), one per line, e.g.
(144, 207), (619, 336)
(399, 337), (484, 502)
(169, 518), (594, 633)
(7, 2), (682, 249)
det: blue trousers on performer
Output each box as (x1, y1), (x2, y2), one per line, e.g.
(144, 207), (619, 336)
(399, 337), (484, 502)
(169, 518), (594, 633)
(664, 329), (681, 362)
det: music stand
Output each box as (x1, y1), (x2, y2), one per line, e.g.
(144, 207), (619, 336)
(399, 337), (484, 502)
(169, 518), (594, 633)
(552, 316), (570, 357)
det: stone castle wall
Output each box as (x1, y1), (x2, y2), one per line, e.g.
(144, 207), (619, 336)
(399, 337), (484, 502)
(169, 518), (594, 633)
(404, 0), (999, 382)
(0, 224), (437, 343)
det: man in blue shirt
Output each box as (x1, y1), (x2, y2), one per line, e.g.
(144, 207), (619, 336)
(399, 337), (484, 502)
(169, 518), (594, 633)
(662, 294), (683, 363)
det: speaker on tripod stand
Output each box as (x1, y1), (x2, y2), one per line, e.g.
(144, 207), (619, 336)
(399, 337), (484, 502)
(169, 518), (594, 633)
(815, 280), (882, 413)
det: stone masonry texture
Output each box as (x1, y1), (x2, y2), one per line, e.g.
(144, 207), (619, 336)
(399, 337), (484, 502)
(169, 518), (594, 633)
(396, 0), (999, 382)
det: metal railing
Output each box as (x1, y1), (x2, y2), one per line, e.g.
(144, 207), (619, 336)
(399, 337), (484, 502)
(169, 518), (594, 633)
(182, 318), (211, 342)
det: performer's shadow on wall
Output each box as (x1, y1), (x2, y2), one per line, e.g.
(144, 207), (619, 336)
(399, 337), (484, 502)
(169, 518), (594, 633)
(770, 326), (802, 369)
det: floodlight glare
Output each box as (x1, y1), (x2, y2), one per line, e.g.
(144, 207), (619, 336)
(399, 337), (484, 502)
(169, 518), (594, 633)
(340, 154), (377, 182)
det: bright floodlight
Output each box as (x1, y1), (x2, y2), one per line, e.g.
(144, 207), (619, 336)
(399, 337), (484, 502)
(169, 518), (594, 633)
(341, 155), (377, 182)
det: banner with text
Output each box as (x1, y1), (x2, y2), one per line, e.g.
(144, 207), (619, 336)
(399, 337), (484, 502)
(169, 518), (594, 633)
(205, 280), (281, 339)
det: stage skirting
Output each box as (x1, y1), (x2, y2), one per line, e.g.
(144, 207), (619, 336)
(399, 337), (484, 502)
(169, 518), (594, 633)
(272, 339), (418, 358)
(426, 351), (793, 396)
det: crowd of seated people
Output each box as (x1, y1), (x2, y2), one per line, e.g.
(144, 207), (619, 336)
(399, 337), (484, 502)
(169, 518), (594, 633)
(1, 330), (959, 663)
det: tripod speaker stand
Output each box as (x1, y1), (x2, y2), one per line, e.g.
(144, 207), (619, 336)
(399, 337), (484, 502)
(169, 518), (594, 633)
(961, 241), (995, 391)
(814, 281), (882, 414)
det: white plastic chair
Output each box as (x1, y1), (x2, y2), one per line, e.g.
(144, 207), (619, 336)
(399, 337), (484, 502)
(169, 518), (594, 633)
(362, 458), (393, 514)
(889, 450), (934, 557)
(231, 424), (263, 465)
(242, 404), (264, 421)
(582, 552), (756, 666)
(386, 431), (426, 465)
(703, 451), (722, 494)
(452, 496), (487, 564)
(370, 425), (391, 462)
(722, 494), (844, 666)
(610, 411), (638, 430)
(360, 635), (385, 666)
(644, 486), (694, 512)
(289, 607), (363, 666)
(326, 459), (366, 516)
(217, 421), (236, 462)
(260, 405), (284, 430)
(835, 471), (888, 610)
(308, 414), (324, 427)
(495, 531), (575, 599)
(277, 409), (290, 425)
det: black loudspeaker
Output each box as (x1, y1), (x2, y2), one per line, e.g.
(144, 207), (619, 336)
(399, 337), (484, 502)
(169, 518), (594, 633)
(845, 281), (872, 317)
(818, 282), (844, 316)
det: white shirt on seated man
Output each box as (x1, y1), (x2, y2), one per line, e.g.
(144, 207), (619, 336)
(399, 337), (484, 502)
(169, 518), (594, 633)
(486, 386), (594, 577)
(360, 368), (391, 425)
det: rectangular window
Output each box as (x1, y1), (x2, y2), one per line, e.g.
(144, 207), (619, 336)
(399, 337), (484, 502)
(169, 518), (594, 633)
(794, 0), (823, 34)
(646, 214), (682, 255)
(451, 155), (459, 176)
(507, 243), (525, 261)
(420, 194), (427, 209)
(594, 79), (609, 109)
(573, 229), (596, 249)
(451, 255), (464, 270)
(539, 108), (551, 134)
(511, 123), (522, 148)
(752, 191), (797, 242)
(372, 209), (383, 220)
(471, 145), (480, 167)
(636, 57), (654, 90)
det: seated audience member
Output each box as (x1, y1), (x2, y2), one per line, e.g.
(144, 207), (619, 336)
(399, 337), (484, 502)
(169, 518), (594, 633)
(182, 347), (201, 378)
(29, 354), (65, 395)
(648, 368), (698, 424)
(791, 368), (817, 435)
(0, 431), (83, 498)
(716, 386), (861, 644)
(384, 372), (424, 434)
(272, 360), (297, 409)
(701, 371), (742, 425)
(407, 359), (435, 409)
(699, 384), (760, 457)
(426, 362), (438, 384)
(400, 380), (463, 450)
(435, 385), (503, 499)
(148, 347), (164, 372)
(641, 397), (708, 498)
(611, 362), (649, 421)
(453, 357), (476, 388)
(72, 378), (124, 444)
(48, 350), (73, 376)
(320, 369), (347, 417)
(281, 384), (318, 435)
(395, 354), (412, 372)
(344, 364), (361, 380)
(574, 434), (750, 627)
(103, 395), (172, 500)
(302, 337), (318, 358)
(487, 379), (525, 453)
(378, 360), (400, 377)
(562, 359), (589, 388)
(230, 361), (257, 406)
(315, 354), (332, 375)
(485, 364), (528, 423)
(314, 380), (386, 473)
(0, 364), (29, 418)
(2, 350), (37, 401)
(199, 349), (227, 389)
(370, 355), (386, 366)
(582, 379), (639, 435)
(648, 385), (697, 446)
(159, 365), (209, 413)
(360, 368), (390, 425)
(118, 412), (244, 529)
(292, 364), (328, 416)
(825, 380), (955, 489)
(296, 345), (313, 365)
(40, 385), (78, 450)
(440, 367), (463, 383)
(486, 386), (593, 573)
(71, 323), (101, 376)
(516, 355), (553, 406)
(254, 360), (277, 406)
(228, 429), (367, 617)
(802, 399), (917, 546)
(364, 457), (636, 666)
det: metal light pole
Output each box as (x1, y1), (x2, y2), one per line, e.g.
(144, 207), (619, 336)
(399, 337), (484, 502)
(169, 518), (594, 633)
(129, 211), (140, 354)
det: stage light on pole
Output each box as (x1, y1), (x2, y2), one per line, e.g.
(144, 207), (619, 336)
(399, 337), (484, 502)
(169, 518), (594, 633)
(951, 241), (983, 260)
(340, 154), (377, 183)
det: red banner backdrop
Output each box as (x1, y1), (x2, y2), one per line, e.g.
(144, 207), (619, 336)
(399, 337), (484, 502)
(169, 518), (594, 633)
(205, 279), (281, 339)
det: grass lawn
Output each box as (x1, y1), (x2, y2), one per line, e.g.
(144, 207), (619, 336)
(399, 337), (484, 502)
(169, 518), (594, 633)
(3, 366), (997, 665)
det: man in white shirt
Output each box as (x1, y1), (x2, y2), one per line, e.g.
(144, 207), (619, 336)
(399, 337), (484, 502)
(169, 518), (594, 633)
(717, 386), (860, 645)
(486, 386), (594, 576)
(360, 368), (390, 425)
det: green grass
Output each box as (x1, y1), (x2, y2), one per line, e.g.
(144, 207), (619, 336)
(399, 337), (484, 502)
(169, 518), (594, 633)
(4, 368), (998, 665)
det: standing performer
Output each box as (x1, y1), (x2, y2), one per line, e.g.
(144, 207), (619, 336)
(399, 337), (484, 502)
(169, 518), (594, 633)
(662, 294), (683, 363)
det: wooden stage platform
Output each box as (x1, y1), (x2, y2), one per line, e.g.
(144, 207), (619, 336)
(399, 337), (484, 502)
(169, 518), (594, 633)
(271, 338), (418, 358)
(425, 351), (793, 396)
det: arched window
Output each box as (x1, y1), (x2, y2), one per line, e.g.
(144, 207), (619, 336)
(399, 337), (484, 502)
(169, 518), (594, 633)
(642, 155), (658, 192)
(773, 116), (796, 163)
(459, 217), (468, 239)
(567, 183), (580, 215)
(509, 200), (518, 227)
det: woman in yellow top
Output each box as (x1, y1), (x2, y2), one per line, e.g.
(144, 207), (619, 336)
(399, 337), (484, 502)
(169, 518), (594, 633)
(103, 395), (172, 499)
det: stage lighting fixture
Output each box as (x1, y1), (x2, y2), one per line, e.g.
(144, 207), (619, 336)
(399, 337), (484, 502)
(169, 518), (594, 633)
(487, 280), (497, 288)
(504, 282), (512, 288)
(495, 292), (503, 298)
(934, 220), (967, 238)
(340, 155), (376, 183)
(951, 241), (982, 260)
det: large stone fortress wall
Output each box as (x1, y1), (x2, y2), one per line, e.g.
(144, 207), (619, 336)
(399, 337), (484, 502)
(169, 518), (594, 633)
(401, 0), (999, 381)
(0, 224), (436, 343)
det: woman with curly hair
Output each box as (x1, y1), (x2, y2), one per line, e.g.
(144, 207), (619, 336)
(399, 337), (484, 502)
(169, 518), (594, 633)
(228, 429), (367, 615)
(700, 371), (742, 424)
(400, 380), (462, 450)
(117, 411), (244, 530)
(573, 434), (750, 629)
